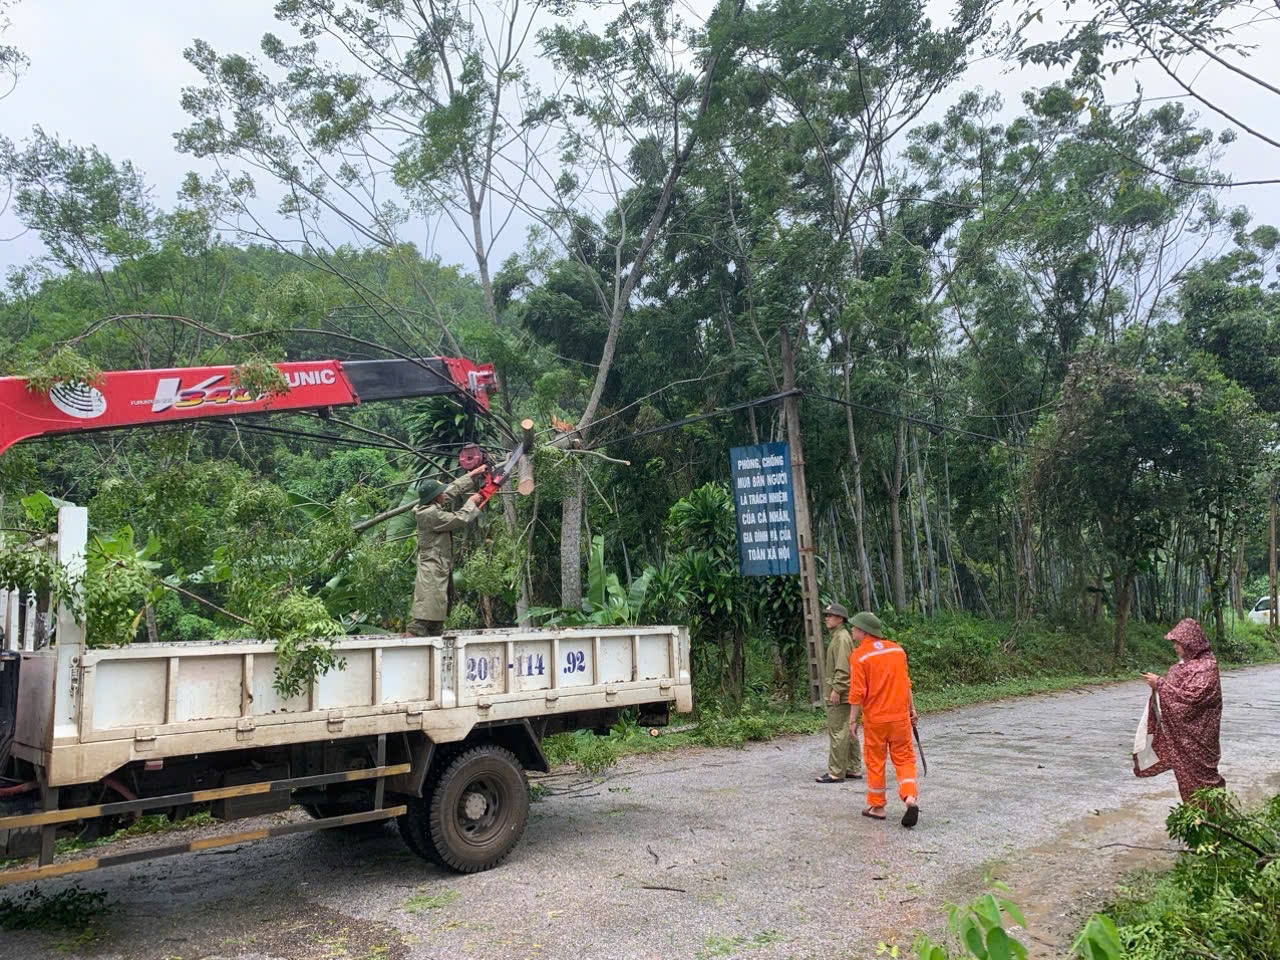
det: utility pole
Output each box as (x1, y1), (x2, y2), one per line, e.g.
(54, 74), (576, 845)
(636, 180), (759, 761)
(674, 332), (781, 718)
(780, 325), (825, 707)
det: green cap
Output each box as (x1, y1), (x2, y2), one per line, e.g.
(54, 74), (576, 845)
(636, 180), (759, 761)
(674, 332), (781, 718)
(821, 602), (849, 620)
(850, 611), (886, 637)
(418, 478), (446, 504)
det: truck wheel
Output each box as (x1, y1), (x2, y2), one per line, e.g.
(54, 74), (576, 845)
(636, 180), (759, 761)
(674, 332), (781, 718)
(425, 745), (528, 873)
(397, 796), (443, 865)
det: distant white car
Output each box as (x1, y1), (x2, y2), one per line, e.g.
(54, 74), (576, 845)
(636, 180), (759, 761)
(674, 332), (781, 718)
(1247, 595), (1275, 625)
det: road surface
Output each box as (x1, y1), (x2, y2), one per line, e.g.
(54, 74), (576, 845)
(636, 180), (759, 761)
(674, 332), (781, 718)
(3, 665), (1279, 960)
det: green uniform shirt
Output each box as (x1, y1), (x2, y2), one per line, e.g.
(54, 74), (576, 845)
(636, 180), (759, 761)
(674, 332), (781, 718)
(824, 625), (853, 700)
(409, 474), (480, 622)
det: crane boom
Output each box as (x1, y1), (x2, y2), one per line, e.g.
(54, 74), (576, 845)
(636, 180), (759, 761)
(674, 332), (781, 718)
(0, 357), (496, 456)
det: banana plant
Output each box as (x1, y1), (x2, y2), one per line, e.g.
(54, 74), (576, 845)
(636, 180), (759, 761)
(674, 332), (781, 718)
(529, 535), (653, 626)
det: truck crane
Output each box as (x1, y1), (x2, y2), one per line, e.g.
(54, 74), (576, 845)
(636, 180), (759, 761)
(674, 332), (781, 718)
(0, 356), (691, 885)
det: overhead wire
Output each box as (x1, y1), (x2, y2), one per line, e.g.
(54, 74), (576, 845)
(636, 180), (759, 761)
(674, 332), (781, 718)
(802, 390), (1042, 452)
(583, 385), (1037, 453)
(204, 418), (408, 452)
(584, 389), (801, 449)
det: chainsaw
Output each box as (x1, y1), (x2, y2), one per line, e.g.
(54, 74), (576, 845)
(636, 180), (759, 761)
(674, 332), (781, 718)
(459, 441), (525, 508)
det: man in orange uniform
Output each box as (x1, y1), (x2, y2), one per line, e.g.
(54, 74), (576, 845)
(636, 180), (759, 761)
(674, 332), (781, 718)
(846, 612), (920, 828)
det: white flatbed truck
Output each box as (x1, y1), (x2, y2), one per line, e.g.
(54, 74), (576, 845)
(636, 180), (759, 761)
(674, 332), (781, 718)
(0, 505), (692, 885)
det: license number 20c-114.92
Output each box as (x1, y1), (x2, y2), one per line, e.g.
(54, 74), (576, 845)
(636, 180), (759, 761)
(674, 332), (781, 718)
(463, 650), (588, 681)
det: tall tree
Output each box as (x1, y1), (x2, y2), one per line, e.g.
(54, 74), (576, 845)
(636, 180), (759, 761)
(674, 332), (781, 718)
(1012, 0), (1280, 171)
(513, 0), (748, 606)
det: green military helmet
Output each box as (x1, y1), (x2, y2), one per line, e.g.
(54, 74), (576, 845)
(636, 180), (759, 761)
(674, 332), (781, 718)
(418, 478), (446, 504)
(850, 611), (886, 637)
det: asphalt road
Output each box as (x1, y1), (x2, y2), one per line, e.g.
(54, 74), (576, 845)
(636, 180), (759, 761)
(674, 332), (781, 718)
(4, 665), (1279, 960)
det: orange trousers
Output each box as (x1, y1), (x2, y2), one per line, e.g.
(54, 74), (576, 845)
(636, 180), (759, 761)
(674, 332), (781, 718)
(862, 718), (918, 808)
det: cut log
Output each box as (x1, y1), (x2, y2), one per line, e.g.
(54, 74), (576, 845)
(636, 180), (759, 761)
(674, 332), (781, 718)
(518, 418), (536, 496)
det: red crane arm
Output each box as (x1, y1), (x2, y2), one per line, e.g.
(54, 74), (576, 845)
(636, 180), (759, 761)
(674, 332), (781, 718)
(0, 357), (496, 456)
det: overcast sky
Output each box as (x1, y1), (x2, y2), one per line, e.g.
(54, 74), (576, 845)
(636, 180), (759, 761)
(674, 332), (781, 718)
(2, 0), (1278, 277)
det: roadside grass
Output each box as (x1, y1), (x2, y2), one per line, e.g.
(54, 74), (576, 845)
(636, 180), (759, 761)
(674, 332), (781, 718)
(847, 791), (1280, 960)
(541, 613), (1279, 775)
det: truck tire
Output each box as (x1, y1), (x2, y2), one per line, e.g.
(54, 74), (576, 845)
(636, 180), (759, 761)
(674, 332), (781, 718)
(405, 744), (529, 873)
(397, 796), (443, 865)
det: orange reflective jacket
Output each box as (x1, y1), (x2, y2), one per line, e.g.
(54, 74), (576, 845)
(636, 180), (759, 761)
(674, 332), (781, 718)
(847, 637), (913, 723)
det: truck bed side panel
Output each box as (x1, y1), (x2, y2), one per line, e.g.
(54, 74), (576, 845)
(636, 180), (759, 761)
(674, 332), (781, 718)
(38, 627), (689, 787)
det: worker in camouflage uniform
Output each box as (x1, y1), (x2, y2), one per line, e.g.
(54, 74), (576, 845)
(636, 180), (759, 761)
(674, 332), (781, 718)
(406, 465), (488, 636)
(815, 602), (861, 782)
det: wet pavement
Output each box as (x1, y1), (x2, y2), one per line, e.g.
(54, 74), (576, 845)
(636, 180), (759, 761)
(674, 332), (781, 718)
(2, 665), (1278, 960)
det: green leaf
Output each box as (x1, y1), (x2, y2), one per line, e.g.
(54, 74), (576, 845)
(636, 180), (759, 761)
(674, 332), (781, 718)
(585, 534), (608, 612)
(974, 894), (1004, 931)
(984, 928), (1013, 960)
(1070, 916), (1122, 960)
(962, 921), (987, 959)
(997, 897), (1027, 929)
(20, 491), (55, 527)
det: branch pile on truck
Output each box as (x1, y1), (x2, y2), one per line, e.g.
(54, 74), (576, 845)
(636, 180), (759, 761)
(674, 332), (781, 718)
(0, 356), (692, 884)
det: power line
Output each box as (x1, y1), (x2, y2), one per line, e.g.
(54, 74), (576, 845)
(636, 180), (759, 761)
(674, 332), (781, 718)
(803, 390), (1039, 452)
(205, 419), (408, 452)
(585, 385), (1037, 454)
(585, 389), (800, 448)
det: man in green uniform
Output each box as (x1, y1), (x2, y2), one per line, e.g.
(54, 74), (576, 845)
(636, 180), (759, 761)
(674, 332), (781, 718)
(406, 465), (488, 636)
(815, 602), (861, 782)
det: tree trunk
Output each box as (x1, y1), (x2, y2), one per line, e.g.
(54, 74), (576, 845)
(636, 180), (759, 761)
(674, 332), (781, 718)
(1207, 510), (1228, 646)
(557, 7), (745, 601)
(909, 474), (927, 613)
(1233, 535), (1246, 618)
(502, 493), (530, 625)
(1013, 471), (1036, 619)
(841, 357), (874, 608)
(1113, 565), (1135, 661)
(911, 430), (939, 615)
(496, 384), (533, 626)
(730, 629), (746, 709)
(560, 465), (584, 609)
(883, 421), (908, 610)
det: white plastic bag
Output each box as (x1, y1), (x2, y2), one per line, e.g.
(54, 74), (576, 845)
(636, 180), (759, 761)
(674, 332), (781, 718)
(1133, 692), (1162, 771)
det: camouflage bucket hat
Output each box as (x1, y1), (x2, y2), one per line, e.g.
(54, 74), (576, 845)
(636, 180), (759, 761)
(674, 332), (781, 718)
(418, 478), (446, 504)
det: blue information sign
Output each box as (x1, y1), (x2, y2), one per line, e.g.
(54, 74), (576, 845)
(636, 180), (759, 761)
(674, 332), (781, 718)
(731, 442), (799, 576)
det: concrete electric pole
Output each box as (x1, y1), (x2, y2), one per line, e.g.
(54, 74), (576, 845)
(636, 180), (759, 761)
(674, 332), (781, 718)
(780, 325), (825, 707)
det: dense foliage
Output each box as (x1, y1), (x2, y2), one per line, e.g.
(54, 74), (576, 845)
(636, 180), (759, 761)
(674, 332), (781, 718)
(908, 791), (1280, 960)
(1103, 792), (1280, 959)
(1, 0), (1278, 703)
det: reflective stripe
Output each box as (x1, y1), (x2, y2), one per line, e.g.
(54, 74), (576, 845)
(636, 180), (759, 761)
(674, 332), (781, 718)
(857, 647), (906, 664)
(867, 787), (886, 793)
(899, 778), (916, 785)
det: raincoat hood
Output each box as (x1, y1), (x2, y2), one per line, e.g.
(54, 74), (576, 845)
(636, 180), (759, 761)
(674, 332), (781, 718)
(1165, 618), (1212, 660)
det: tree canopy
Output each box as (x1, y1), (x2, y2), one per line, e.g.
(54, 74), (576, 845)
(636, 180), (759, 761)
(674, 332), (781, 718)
(2, 0), (1278, 705)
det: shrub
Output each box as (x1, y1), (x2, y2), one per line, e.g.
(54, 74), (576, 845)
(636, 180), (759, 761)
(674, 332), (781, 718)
(543, 730), (620, 775)
(1102, 791), (1280, 959)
